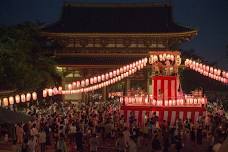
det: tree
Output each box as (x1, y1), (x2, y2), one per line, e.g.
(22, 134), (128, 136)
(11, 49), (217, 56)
(0, 23), (60, 92)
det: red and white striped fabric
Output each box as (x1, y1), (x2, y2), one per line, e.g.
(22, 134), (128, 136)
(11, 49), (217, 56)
(121, 106), (205, 127)
(152, 76), (180, 100)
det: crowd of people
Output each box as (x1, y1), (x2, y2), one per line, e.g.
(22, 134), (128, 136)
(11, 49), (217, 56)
(0, 99), (228, 152)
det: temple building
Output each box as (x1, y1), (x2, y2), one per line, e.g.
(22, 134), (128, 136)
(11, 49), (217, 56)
(42, 2), (197, 101)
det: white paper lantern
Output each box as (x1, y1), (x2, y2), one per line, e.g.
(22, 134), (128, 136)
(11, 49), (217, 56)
(105, 73), (109, 80)
(3, 98), (8, 106)
(43, 89), (47, 98)
(85, 79), (89, 86)
(32, 92), (37, 100)
(81, 80), (85, 87)
(26, 93), (31, 101)
(101, 74), (105, 81)
(15, 95), (20, 103)
(113, 70), (117, 77)
(109, 72), (113, 78)
(72, 82), (76, 88)
(93, 77), (97, 83)
(98, 76), (101, 82)
(68, 84), (72, 90)
(48, 89), (53, 96)
(21, 94), (26, 102)
(9, 96), (14, 105)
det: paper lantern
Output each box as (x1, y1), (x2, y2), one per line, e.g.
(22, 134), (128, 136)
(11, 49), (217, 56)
(113, 70), (117, 77)
(81, 80), (85, 87)
(3, 98), (8, 106)
(32, 92), (37, 100)
(165, 100), (168, 106)
(116, 69), (120, 76)
(9, 96), (14, 105)
(58, 86), (63, 94)
(144, 57), (148, 63)
(21, 94), (26, 102)
(0, 99), (1, 107)
(98, 76), (101, 82)
(126, 65), (130, 71)
(169, 100), (172, 106)
(170, 55), (174, 61)
(93, 77), (97, 83)
(109, 72), (113, 78)
(48, 89), (53, 96)
(72, 82), (76, 88)
(43, 89), (47, 97)
(101, 74), (105, 81)
(130, 64), (133, 69)
(120, 68), (123, 74)
(194, 99), (198, 104)
(189, 98), (193, 104)
(68, 84), (72, 90)
(159, 54), (163, 61)
(123, 66), (127, 72)
(105, 73), (109, 80)
(15, 95), (20, 103)
(26, 93), (31, 101)
(166, 54), (171, 60)
(210, 67), (213, 73)
(85, 79), (89, 86)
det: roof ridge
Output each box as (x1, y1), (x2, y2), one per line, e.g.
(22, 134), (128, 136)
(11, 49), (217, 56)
(63, 2), (171, 8)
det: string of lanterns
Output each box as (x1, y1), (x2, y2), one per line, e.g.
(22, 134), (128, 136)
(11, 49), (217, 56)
(121, 96), (207, 107)
(149, 53), (182, 66)
(65, 57), (148, 91)
(61, 57), (148, 94)
(185, 59), (228, 84)
(0, 92), (37, 107)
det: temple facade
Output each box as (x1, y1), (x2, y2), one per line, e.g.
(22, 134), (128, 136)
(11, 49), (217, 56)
(42, 2), (197, 101)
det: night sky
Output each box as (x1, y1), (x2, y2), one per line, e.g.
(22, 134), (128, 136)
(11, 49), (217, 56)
(1, 0), (228, 69)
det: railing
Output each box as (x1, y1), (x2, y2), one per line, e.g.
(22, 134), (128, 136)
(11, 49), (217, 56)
(120, 94), (207, 107)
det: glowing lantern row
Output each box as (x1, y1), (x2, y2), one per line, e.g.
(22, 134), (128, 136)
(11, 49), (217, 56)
(62, 66), (143, 95)
(68, 57), (148, 90)
(149, 54), (181, 65)
(185, 59), (228, 84)
(123, 97), (205, 106)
